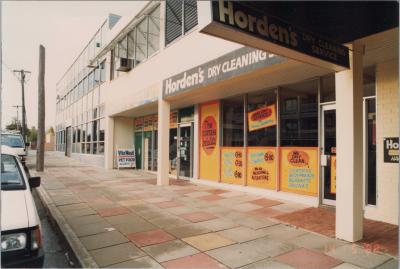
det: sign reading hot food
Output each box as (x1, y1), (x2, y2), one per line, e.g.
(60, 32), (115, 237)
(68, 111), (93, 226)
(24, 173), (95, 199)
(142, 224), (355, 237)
(280, 147), (318, 196)
(201, 0), (349, 71)
(201, 116), (217, 155)
(248, 104), (276, 131)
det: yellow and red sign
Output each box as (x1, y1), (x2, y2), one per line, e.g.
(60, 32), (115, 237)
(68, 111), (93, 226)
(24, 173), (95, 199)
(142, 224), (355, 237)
(330, 155), (336, 194)
(247, 147), (276, 189)
(200, 102), (220, 181)
(248, 104), (276, 132)
(221, 147), (243, 185)
(280, 147), (318, 196)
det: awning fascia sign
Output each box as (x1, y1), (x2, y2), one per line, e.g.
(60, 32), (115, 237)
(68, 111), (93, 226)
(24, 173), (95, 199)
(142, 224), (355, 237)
(201, 0), (350, 72)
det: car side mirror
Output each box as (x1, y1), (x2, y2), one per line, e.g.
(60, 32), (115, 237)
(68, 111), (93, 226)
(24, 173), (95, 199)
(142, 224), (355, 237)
(25, 142), (30, 147)
(29, 177), (41, 188)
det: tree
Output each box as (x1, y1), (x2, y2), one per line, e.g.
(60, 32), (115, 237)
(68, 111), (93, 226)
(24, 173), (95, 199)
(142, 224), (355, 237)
(29, 127), (38, 143)
(5, 118), (22, 131)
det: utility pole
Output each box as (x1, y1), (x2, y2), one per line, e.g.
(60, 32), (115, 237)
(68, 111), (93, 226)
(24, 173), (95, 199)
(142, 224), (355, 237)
(13, 69), (31, 143)
(12, 105), (23, 131)
(36, 45), (45, 171)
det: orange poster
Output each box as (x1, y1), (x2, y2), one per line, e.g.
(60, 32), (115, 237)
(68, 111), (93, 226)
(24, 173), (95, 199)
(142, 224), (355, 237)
(247, 147), (276, 189)
(199, 101), (220, 181)
(221, 147), (243, 185)
(280, 147), (319, 196)
(248, 104), (276, 132)
(330, 155), (336, 194)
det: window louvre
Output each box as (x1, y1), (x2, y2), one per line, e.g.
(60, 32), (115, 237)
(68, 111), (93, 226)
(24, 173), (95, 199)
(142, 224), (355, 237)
(184, 0), (198, 33)
(166, 0), (183, 45)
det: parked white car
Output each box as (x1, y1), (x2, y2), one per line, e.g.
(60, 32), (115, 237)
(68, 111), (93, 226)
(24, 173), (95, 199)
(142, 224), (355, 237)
(1, 147), (44, 267)
(1, 132), (29, 164)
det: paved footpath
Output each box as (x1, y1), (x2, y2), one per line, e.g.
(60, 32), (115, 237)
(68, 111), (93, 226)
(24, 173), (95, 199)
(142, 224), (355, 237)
(30, 152), (397, 269)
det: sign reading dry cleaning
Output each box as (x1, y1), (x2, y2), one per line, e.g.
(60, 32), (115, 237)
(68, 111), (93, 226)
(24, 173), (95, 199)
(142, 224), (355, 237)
(201, 0), (350, 71)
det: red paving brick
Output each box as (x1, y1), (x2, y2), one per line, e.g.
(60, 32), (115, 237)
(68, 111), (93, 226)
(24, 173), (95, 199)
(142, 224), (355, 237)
(97, 207), (130, 217)
(155, 201), (184, 209)
(275, 248), (343, 269)
(127, 229), (175, 247)
(198, 194), (224, 202)
(247, 207), (285, 218)
(180, 212), (218, 223)
(162, 253), (227, 269)
(207, 189), (230, 195)
(250, 198), (283, 207)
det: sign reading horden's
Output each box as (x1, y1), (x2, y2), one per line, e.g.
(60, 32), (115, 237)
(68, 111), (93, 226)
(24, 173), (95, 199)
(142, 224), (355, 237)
(201, 0), (350, 71)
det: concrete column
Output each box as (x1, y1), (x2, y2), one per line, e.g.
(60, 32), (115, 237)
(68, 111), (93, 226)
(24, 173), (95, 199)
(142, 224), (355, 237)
(157, 98), (170, 185)
(335, 42), (364, 242)
(193, 104), (200, 179)
(105, 116), (115, 169)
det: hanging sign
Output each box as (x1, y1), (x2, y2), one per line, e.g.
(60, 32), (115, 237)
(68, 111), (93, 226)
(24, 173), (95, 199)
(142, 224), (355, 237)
(383, 137), (399, 163)
(117, 149), (136, 169)
(221, 147), (243, 185)
(201, 0), (349, 71)
(248, 104), (277, 132)
(247, 147), (276, 189)
(330, 155), (336, 194)
(280, 147), (319, 196)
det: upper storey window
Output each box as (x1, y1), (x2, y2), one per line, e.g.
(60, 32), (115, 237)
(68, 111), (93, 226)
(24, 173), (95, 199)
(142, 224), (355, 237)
(165, 0), (198, 46)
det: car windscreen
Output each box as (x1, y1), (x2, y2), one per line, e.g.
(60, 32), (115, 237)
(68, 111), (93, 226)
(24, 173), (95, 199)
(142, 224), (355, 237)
(1, 154), (25, 190)
(1, 134), (24, 148)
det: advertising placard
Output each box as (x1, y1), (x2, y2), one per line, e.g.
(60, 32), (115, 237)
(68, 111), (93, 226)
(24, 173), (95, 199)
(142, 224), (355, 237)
(280, 147), (318, 196)
(330, 155), (336, 194)
(248, 104), (277, 132)
(199, 102), (220, 181)
(117, 149), (136, 169)
(383, 137), (399, 163)
(221, 147), (243, 185)
(247, 147), (276, 189)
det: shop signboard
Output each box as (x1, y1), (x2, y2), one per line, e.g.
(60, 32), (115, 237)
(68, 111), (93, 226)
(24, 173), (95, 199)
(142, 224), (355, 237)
(247, 147), (276, 189)
(280, 147), (318, 196)
(143, 115), (154, 132)
(200, 102), (220, 181)
(383, 137), (399, 163)
(248, 104), (276, 132)
(201, 0), (349, 72)
(117, 148), (136, 169)
(221, 147), (243, 185)
(330, 155), (336, 194)
(134, 117), (143, 132)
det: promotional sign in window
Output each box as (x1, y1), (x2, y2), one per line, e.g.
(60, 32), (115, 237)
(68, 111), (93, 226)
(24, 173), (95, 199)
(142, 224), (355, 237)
(248, 104), (277, 132)
(170, 110), (178, 129)
(200, 101), (220, 181)
(143, 115), (154, 131)
(280, 147), (318, 196)
(221, 147), (243, 185)
(383, 137), (399, 163)
(247, 147), (276, 189)
(330, 155), (336, 194)
(117, 149), (136, 169)
(134, 117), (143, 132)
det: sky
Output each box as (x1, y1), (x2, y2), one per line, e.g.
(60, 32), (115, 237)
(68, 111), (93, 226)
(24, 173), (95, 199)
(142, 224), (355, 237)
(1, 1), (146, 130)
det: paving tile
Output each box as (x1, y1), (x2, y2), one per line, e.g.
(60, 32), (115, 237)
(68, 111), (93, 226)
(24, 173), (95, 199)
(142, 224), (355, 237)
(247, 207), (286, 218)
(287, 233), (347, 253)
(373, 259), (398, 269)
(261, 224), (307, 241)
(165, 223), (213, 238)
(74, 221), (116, 237)
(144, 197), (173, 203)
(206, 236), (294, 268)
(182, 233), (236, 251)
(275, 248), (343, 269)
(142, 239), (199, 263)
(104, 213), (144, 225)
(332, 263), (363, 269)
(197, 218), (239, 232)
(162, 253), (227, 269)
(127, 229), (175, 247)
(233, 216), (278, 230)
(218, 191), (244, 198)
(326, 244), (392, 269)
(114, 219), (157, 235)
(89, 242), (146, 267)
(118, 199), (143, 207)
(154, 201), (184, 209)
(184, 191), (213, 198)
(239, 259), (295, 269)
(270, 203), (309, 213)
(80, 231), (129, 250)
(207, 189), (230, 195)
(174, 188), (198, 195)
(149, 215), (190, 229)
(61, 207), (96, 218)
(180, 212), (218, 223)
(97, 207), (131, 217)
(58, 203), (89, 212)
(217, 226), (271, 243)
(198, 194), (225, 202)
(250, 198), (283, 207)
(205, 205), (230, 214)
(107, 256), (163, 268)
(233, 202), (264, 212)
(166, 206), (197, 215)
(135, 208), (171, 220)
(67, 214), (105, 227)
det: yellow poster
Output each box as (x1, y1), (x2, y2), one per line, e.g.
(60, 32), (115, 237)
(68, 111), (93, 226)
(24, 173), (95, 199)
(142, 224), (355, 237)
(199, 101), (220, 181)
(248, 104), (277, 132)
(247, 147), (276, 189)
(330, 155), (336, 194)
(221, 147), (243, 185)
(280, 147), (319, 196)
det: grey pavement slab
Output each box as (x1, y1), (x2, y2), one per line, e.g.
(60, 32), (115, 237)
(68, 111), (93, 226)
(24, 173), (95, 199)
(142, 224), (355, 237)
(57, 203), (90, 212)
(135, 208), (172, 220)
(217, 226), (271, 243)
(260, 224), (307, 241)
(165, 223), (213, 238)
(104, 213), (145, 225)
(374, 259), (398, 269)
(61, 208), (96, 218)
(107, 256), (163, 268)
(149, 215), (190, 229)
(89, 242), (146, 267)
(165, 206), (197, 215)
(66, 214), (105, 227)
(80, 231), (129, 250)
(233, 216), (278, 230)
(326, 244), (392, 269)
(141, 239), (199, 263)
(332, 263), (363, 269)
(287, 232), (348, 253)
(197, 218), (240, 232)
(206, 236), (294, 268)
(239, 259), (295, 269)
(114, 220), (157, 235)
(73, 221), (115, 237)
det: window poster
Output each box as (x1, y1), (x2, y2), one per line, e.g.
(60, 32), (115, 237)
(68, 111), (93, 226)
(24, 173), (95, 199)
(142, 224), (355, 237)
(247, 147), (276, 189)
(200, 101), (220, 181)
(248, 104), (276, 132)
(280, 147), (318, 196)
(330, 155), (336, 194)
(221, 147), (243, 185)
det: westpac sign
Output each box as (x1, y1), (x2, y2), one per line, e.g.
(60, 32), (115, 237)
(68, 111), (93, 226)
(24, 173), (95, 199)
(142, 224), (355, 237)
(201, 0), (350, 71)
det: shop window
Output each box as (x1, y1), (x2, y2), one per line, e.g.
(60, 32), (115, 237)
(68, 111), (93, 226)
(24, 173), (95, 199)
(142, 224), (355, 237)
(169, 128), (178, 174)
(99, 119), (105, 142)
(98, 142), (104, 155)
(365, 98), (376, 205)
(363, 66), (376, 97)
(165, 0), (198, 46)
(247, 89), (277, 146)
(136, 18), (148, 64)
(100, 60), (106, 82)
(222, 96), (244, 147)
(127, 30), (136, 65)
(320, 74), (335, 103)
(280, 80), (318, 147)
(110, 48), (115, 80)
